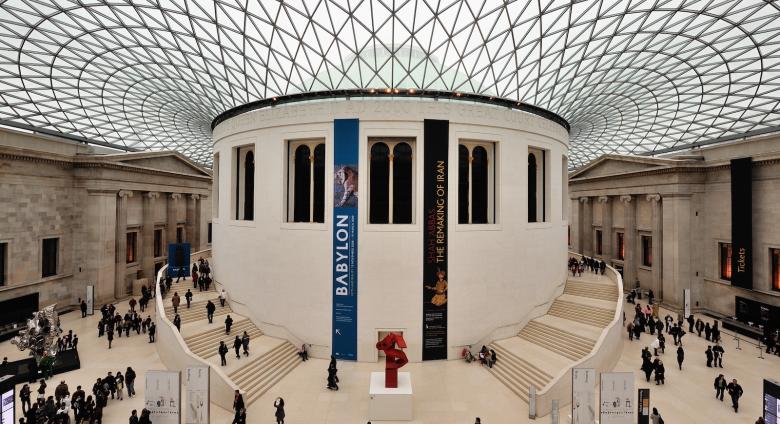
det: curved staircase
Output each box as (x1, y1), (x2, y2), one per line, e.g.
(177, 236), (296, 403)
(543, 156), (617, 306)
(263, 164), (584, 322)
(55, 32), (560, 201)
(162, 262), (301, 406)
(486, 272), (619, 400)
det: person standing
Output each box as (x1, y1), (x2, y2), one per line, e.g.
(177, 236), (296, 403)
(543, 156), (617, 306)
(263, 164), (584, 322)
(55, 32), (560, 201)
(139, 408), (152, 424)
(206, 300), (216, 323)
(225, 315), (233, 334)
(705, 322), (712, 341)
(20, 384), (31, 414)
(727, 379), (743, 413)
(171, 292), (181, 314)
(129, 297), (137, 312)
(219, 341), (229, 366)
(125, 367), (136, 398)
(80, 299), (88, 318)
(676, 346), (684, 370)
(714, 374), (727, 401)
(713, 343), (725, 368)
(241, 331), (250, 356)
(219, 289), (227, 307)
(705, 346), (713, 367)
(148, 323), (156, 343)
(173, 314), (181, 332)
(696, 319), (704, 337)
(129, 409), (139, 424)
(233, 336), (242, 359)
(687, 314), (695, 333)
(654, 359), (665, 385)
(274, 397), (285, 424)
(107, 328), (114, 349)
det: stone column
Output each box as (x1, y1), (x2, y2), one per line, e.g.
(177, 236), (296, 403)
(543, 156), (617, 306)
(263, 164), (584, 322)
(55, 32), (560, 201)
(662, 194), (692, 309)
(648, 194), (663, 300)
(141, 192), (160, 279)
(186, 194), (200, 249)
(580, 197), (593, 256)
(115, 190), (133, 298)
(571, 198), (582, 252)
(621, 195), (637, 289)
(167, 193), (181, 246)
(86, 189), (118, 302)
(598, 196), (613, 259)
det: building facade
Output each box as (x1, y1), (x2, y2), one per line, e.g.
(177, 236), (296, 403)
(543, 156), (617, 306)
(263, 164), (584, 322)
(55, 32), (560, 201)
(0, 128), (212, 309)
(569, 134), (780, 317)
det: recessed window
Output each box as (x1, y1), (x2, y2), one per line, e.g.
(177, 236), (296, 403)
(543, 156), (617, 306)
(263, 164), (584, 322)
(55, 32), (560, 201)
(720, 242), (732, 281)
(771, 248), (780, 291)
(153, 229), (163, 257)
(595, 230), (603, 255)
(41, 238), (58, 278)
(207, 223), (212, 244)
(369, 139), (414, 224)
(458, 142), (495, 224)
(641, 235), (652, 267)
(528, 147), (550, 223)
(616, 232), (625, 260)
(126, 232), (138, 263)
(0, 242), (7, 286)
(288, 140), (325, 223)
(176, 227), (183, 244)
(232, 145), (255, 221)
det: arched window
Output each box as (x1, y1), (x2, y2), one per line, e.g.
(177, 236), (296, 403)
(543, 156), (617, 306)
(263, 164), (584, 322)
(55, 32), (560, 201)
(369, 142), (390, 224)
(472, 146), (489, 224)
(293, 145), (311, 222)
(243, 150), (254, 220)
(312, 144), (326, 223)
(528, 153), (537, 222)
(392, 143), (413, 224)
(458, 145), (469, 224)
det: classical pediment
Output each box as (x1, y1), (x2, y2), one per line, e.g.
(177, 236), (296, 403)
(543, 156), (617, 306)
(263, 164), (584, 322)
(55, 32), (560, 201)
(104, 151), (211, 177)
(570, 155), (690, 179)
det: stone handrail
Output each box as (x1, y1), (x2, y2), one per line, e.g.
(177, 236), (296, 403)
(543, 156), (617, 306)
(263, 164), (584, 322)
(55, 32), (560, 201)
(533, 252), (625, 418)
(153, 249), (239, 412)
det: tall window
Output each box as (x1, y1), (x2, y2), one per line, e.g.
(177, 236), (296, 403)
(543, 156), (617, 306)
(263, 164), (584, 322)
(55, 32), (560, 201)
(288, 141), (325, 223)
(642, 235), (652, 267)
(126, 232), (138, 263)
(617, 232), (625, 260)
(207, 223), (212, 244)
(233, 145), (255, 220)
(0, 242), (7, 286)
(42, 238), (58, 278)
(369, 139), (414, 224)
(458, 142), (495, 224)
(528, 147), (549, 223)
(771, 248), (780, 291)
(595, 230), (603, 255)
(176, 227), (183, 244)
(720, 242), (732, 281)
(154, 229), (163, 257)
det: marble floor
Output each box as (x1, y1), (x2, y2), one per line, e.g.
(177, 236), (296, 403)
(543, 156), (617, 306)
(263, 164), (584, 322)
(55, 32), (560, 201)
(1, 292), (777, 423)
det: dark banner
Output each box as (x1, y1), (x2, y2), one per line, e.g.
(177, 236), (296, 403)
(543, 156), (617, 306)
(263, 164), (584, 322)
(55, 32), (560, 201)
(167, 243), (191, 277)
(637, 388), (650, 424)
(332, 118), (359, 360)
(423, 119), (449, 361)
(731, 157), (752, 289)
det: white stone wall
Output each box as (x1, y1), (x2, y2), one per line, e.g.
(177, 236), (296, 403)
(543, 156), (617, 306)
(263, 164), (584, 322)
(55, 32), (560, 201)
(212, 99), (569, 361)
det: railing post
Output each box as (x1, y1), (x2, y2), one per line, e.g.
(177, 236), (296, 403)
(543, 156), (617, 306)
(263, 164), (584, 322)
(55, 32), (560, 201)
(529, 385), (537, 419)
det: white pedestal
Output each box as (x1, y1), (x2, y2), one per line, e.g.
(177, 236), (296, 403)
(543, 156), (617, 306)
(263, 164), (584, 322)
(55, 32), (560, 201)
(368, 372), (413, 421)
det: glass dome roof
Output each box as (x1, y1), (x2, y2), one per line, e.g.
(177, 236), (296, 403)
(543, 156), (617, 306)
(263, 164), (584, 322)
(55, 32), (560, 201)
(1, 0), (779, 167)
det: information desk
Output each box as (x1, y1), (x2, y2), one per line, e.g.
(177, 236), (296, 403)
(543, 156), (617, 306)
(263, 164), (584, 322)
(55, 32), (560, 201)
(722, 317), (764, 340)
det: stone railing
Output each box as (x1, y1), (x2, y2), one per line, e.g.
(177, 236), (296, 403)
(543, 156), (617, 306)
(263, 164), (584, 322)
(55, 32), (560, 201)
(534, 252), (625, 418)
(153, 249), (239, 411)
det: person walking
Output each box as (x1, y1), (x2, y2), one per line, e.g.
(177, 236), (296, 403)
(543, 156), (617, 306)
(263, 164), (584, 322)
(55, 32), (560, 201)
(274, 397), (285, 424)
(139, 408), (152, 424)
(687, 314), (695, 333)
(705, 346), (713, 367)
(116, 371), (125, 400)
(80, 299), (88, 318)
(225, 315), (234, 334)
(219, 289), (227, 307)
(241, 331), (250, 356)
(233, 336), (242, 359)
(129, 297), (137, 312)
(705, 322), (712, 341)
(714, 374), (727, 401)
(713, 343), (725, 368)
(654, 359), (665, 385)
(148, 323), (156, 343)
(125, 367), (136, 398)
(185, 289), (193, 308)
(219, 341), (229, 366)
(19, 384), (31, 413)
(129, 409), (139, 424)
(107, 328), (114, 349)
(206, 300), (216, 324)
(171, 292), (180, 314)
(727, 379), (743, 412)
(676, 346), (684, 370)
(173, 314), (181, 332)
(650, 407), (664, 424)
(233, 390), (245, 416)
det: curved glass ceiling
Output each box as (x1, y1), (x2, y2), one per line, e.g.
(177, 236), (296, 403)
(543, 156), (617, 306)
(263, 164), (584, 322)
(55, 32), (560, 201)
(1, 0), (779, 167)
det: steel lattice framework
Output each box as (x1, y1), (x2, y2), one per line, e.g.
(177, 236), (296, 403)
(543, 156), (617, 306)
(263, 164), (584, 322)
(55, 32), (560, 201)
(1, 0), (779, 167)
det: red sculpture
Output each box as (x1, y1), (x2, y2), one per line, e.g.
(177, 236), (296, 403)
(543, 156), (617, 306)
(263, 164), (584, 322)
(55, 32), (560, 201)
(376, 332), (409, 388)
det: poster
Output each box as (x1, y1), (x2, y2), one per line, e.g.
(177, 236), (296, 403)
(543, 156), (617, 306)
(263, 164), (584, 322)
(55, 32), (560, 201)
(145, 370), (181, 424)
(86, 285), (94, 316)
(571, 368), (596, 424)
(730, 157), (752, 289)
(423, 119), (449, 361)
(332, 118), (359, 360)
(599, 372), (634, 424)
(168, 243), (191, 277)
(185, 366), (209, 424)
(637, 388), (650, 424)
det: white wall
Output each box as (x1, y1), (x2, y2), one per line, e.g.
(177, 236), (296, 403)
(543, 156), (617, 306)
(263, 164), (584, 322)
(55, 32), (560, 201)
(212, 99), (569, 361)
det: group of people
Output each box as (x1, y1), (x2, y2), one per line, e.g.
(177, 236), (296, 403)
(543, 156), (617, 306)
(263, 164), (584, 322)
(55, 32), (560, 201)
(96, 302), (155, 347)
(217, 330), (252, 366)
(190, 258), (213, 292)
(713, 374), (744, 413)
(56, 330), (79, 353)
(568, 256), (606, 276)
(761, 327), (780, 356)
(19, 367), (139, 424)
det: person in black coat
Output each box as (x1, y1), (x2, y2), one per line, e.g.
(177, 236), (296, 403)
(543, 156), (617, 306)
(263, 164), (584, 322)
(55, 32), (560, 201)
(713, 343), (725, 368)
(705, 322), (712, 340)
(727, 379), (743, 412)
(225, 315), (234, 334)
(241, 332), (250, 356)
(173, 314), (181, 332)
(714, 374), (727, 401)
(676, 346), (684, 370)
(705, 346), (714, 367)
(80, 299), (88, 318)
(274, 397), (285, 424)
(219, 341), (229, 366)
(206, 300), (216, 323)
(107, 329), (114, 349)
(129, 409), (139, 424)
(233, 390), (245, 414)
(148, 323), (156, 343)
(233, 336), (242, 359)
(125, 367), (137, 398)
(687, 314), (695, 333)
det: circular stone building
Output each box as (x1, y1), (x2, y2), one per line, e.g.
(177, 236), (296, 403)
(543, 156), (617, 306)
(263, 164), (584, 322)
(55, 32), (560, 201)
(211, 92), (570, 362)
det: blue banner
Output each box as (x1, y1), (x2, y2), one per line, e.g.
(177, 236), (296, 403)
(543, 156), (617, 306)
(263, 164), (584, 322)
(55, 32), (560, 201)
(167, 243), (191, 277)
(332, 119), (359, 360)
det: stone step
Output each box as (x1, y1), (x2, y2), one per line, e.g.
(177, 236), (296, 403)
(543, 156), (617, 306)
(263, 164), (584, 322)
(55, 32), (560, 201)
(188, 327), (265, 359)
(230, 342), (301, 405)
(518, 322), (594, 361)
(244, 347), (301, 405)
(186, 318), (255, 345)
(548, 299), (613, 327)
